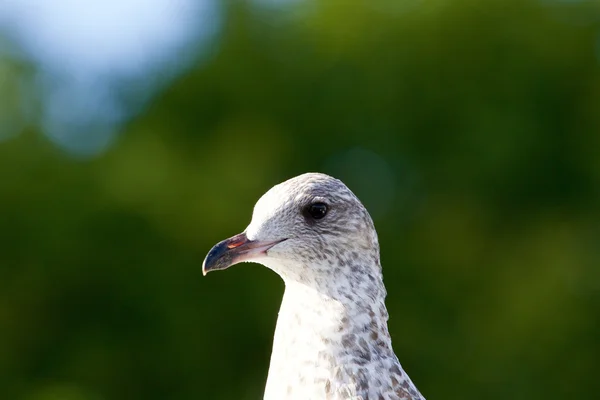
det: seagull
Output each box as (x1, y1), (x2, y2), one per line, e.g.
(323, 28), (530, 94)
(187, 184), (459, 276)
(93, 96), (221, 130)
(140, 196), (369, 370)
(202, 173), (425, 400)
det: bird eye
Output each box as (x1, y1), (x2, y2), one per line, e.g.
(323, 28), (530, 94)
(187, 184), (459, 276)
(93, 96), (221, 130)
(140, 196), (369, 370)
(307, 203), (328, 220)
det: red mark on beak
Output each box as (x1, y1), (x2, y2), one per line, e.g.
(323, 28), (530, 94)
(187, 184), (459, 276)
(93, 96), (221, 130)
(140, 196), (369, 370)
(227, 234), (247, 249)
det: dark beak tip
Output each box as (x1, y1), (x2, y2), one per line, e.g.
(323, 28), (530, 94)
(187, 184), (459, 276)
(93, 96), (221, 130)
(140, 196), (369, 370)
(202, 232), (249, 276)
(201, 250), (222, 276)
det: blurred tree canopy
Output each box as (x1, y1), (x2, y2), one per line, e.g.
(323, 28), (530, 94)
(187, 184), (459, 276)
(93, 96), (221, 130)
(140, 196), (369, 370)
(1, 1), (599, 399)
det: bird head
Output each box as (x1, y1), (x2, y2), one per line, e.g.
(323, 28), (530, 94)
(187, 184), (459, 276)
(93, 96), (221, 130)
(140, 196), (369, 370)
(202, 173), (381, 288)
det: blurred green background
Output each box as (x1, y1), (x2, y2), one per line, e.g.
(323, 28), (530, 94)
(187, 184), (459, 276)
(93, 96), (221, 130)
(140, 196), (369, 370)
(1, 0), (599, 399)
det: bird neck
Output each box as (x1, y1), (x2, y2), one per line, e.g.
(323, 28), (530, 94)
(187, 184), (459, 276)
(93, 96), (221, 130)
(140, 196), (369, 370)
(281, 278), (390, 330)
(263, 280), (400, 399)
(265, 256), (394, 358)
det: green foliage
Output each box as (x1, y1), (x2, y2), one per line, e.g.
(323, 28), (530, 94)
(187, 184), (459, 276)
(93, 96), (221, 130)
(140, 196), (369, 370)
(1, 1), (599, 399)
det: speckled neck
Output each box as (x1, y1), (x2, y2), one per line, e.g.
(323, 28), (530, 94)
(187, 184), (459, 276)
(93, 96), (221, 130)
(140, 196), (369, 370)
(262, 264), (424, 400)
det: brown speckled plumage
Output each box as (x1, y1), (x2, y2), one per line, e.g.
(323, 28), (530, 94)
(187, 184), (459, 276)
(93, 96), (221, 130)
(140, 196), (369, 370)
(204, 173), (425, 400)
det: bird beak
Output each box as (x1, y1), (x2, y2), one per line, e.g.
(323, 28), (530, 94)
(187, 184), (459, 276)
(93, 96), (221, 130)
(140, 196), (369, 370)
(202, 232), (285, 276)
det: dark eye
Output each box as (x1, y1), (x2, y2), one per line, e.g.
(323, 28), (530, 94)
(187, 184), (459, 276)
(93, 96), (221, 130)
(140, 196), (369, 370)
(307, 203), (328, 220)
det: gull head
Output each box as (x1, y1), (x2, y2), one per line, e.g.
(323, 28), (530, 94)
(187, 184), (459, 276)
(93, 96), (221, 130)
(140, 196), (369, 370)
(202, 173), (381, 289)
